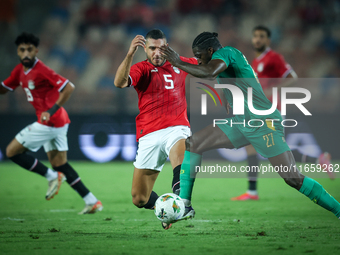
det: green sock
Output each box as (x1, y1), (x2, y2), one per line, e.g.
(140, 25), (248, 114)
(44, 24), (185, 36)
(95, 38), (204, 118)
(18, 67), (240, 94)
(179, 151), (202, 201)
(299, 177), (340, 219)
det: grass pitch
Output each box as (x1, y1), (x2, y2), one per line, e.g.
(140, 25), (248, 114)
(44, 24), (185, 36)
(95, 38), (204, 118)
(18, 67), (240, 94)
(0, 161), (339, 255)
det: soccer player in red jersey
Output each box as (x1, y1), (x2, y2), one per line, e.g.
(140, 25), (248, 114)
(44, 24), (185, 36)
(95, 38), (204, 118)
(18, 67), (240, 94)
(231, 26), (333, 201)
(0, 32), (102, 214)
(115, 29), (197, 229)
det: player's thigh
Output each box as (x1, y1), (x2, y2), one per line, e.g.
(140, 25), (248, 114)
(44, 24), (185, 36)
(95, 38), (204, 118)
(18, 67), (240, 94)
(134, 131), (167, 171)
(268, 150), (305, 189)
(249, 130), (290, 159)
(131, 167), (159, 199)
(165, 126), (191, 168)
(14, 122), (53, 153)
(6, 138), (27, 157)
(245, 144), (257, 156)
(44, 124), (69, 155)
(47, 150), (67, 168)
(168, 138), (186, 168)
(188, 124), (235, 154)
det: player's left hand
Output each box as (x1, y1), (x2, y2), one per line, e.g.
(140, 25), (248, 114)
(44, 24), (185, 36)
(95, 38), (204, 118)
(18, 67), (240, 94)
(40, 112), (50, 123)
(160, 46), (181, 66)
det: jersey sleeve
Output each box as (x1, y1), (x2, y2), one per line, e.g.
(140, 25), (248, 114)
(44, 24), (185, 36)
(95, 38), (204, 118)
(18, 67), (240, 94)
(211, 48), (233, 67)
(1, 65), (21, 91)
(273, 54), (292, 78)
(180, 56), (198, 65)
(129, 62), (146, 87)
(41, 65), (69, 91)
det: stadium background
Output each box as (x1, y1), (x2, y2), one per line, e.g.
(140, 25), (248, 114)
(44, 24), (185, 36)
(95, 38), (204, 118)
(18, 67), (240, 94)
(1, 0), (340, 162)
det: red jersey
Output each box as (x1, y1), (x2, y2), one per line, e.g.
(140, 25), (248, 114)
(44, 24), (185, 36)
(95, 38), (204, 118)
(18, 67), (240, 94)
(1, 59), (70, 127)
(251, 48), (293, 111)
(129, 56), (197, 140)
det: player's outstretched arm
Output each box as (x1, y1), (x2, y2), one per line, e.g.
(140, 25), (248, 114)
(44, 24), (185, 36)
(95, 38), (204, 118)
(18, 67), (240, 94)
(114, 35), (145, 88)
(160, 46), (227, 79)
(40, 82), (75, 123)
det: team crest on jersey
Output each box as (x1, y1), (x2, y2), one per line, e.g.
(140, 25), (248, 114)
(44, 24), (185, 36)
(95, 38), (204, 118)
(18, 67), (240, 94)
(173, 66), (180, 74)
(257, 63), (264, 72)
(28, 80), (35, 90)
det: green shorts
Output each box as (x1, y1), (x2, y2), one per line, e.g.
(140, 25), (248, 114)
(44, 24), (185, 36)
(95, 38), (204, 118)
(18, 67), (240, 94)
(217, 116), (290, 158)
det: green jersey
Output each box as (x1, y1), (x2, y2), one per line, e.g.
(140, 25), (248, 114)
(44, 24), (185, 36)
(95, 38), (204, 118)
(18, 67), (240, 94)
(211, 46), (282, 126)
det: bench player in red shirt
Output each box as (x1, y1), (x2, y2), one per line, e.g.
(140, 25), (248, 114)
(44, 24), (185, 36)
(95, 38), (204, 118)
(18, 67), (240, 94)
(231, 26), (333, 201)
(0, 32), (102, 214)
(115, 29), (197, 229)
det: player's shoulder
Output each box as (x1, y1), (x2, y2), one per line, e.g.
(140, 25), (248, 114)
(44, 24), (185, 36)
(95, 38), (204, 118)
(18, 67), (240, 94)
(214, 46), (241, 57)
(132, 60), (153, 72)
(222, 46), (239, 52)
(32, 59), (49, 74)
(223, 46), (236, 50)
(11, 63), (23, 74)
(34, 59), (50, 71)
(133, 60), (150, 68)
(36, 59), (62, 78)
(267, 49), (284, 60)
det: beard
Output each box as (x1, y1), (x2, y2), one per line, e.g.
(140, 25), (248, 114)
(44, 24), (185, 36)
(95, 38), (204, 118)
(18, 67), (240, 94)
(253, 45), (266, 53)
(147, 55), (165, 66)
(20, 57), (35, 68)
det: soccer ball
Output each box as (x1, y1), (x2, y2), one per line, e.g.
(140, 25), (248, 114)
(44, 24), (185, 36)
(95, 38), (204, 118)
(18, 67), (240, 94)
(154, 193), (185, 224)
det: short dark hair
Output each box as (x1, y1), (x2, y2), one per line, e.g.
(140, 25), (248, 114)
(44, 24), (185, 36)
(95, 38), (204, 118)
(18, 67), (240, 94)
(192, 32), (222, 51)
(15, 32), (40, 47)
(253, 25), (271, 38)
(145, 29), (166, 40)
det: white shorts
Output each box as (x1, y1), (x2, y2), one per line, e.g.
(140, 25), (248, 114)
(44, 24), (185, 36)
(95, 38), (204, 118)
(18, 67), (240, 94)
(15, 122), (69, 153)
(134, 125), (191, 171)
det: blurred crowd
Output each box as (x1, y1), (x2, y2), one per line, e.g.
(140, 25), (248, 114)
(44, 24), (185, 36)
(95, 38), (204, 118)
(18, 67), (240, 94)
(1, 0), (340, 115)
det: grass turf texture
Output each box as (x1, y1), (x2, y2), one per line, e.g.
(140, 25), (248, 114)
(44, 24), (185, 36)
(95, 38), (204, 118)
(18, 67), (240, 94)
(0, 161), (339, 255)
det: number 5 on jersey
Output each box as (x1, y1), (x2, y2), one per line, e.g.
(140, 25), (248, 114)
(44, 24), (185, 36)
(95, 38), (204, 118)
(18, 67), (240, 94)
(163, 74), (174, 89)
(24, 88), (34, 101)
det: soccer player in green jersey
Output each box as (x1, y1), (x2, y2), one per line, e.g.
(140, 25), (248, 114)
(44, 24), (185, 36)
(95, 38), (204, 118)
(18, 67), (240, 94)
(160, 32), (340, 221)
(231, 25), (334, 202)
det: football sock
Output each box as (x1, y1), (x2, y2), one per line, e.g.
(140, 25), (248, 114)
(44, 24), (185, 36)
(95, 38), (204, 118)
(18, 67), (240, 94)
(292, 150), (316, 163)
(45, 168), (58, 181)
(53, 162), (90, 198)
(172, 165), (181, 195)
(247, 190), (258, 196)
(182, 199), (191, 207)
(83, 192), (98, 205)
(179, 151), (201, 201)
(9, 153), (48, 177)
(299, 177), (340, 218)
(247, 154), (258, 191)
(143, 191), (158, 209)
(248, 182), (257, 191)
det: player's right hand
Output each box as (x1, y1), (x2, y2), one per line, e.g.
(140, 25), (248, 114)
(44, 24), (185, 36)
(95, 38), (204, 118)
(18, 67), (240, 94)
(40, 112), (50, 123)
(128, 35), (146, 56)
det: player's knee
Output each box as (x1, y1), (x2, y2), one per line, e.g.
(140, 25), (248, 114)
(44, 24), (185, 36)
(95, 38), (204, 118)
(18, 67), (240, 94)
(184, 137), (191, 150)
(132, 194), (147, 208)
(6, 145), (17, 158)
(48, 152), (67, 168)
(283, 177), (303, 190)
(185, 137), (199, 153)
(50, 161), (67, 169)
